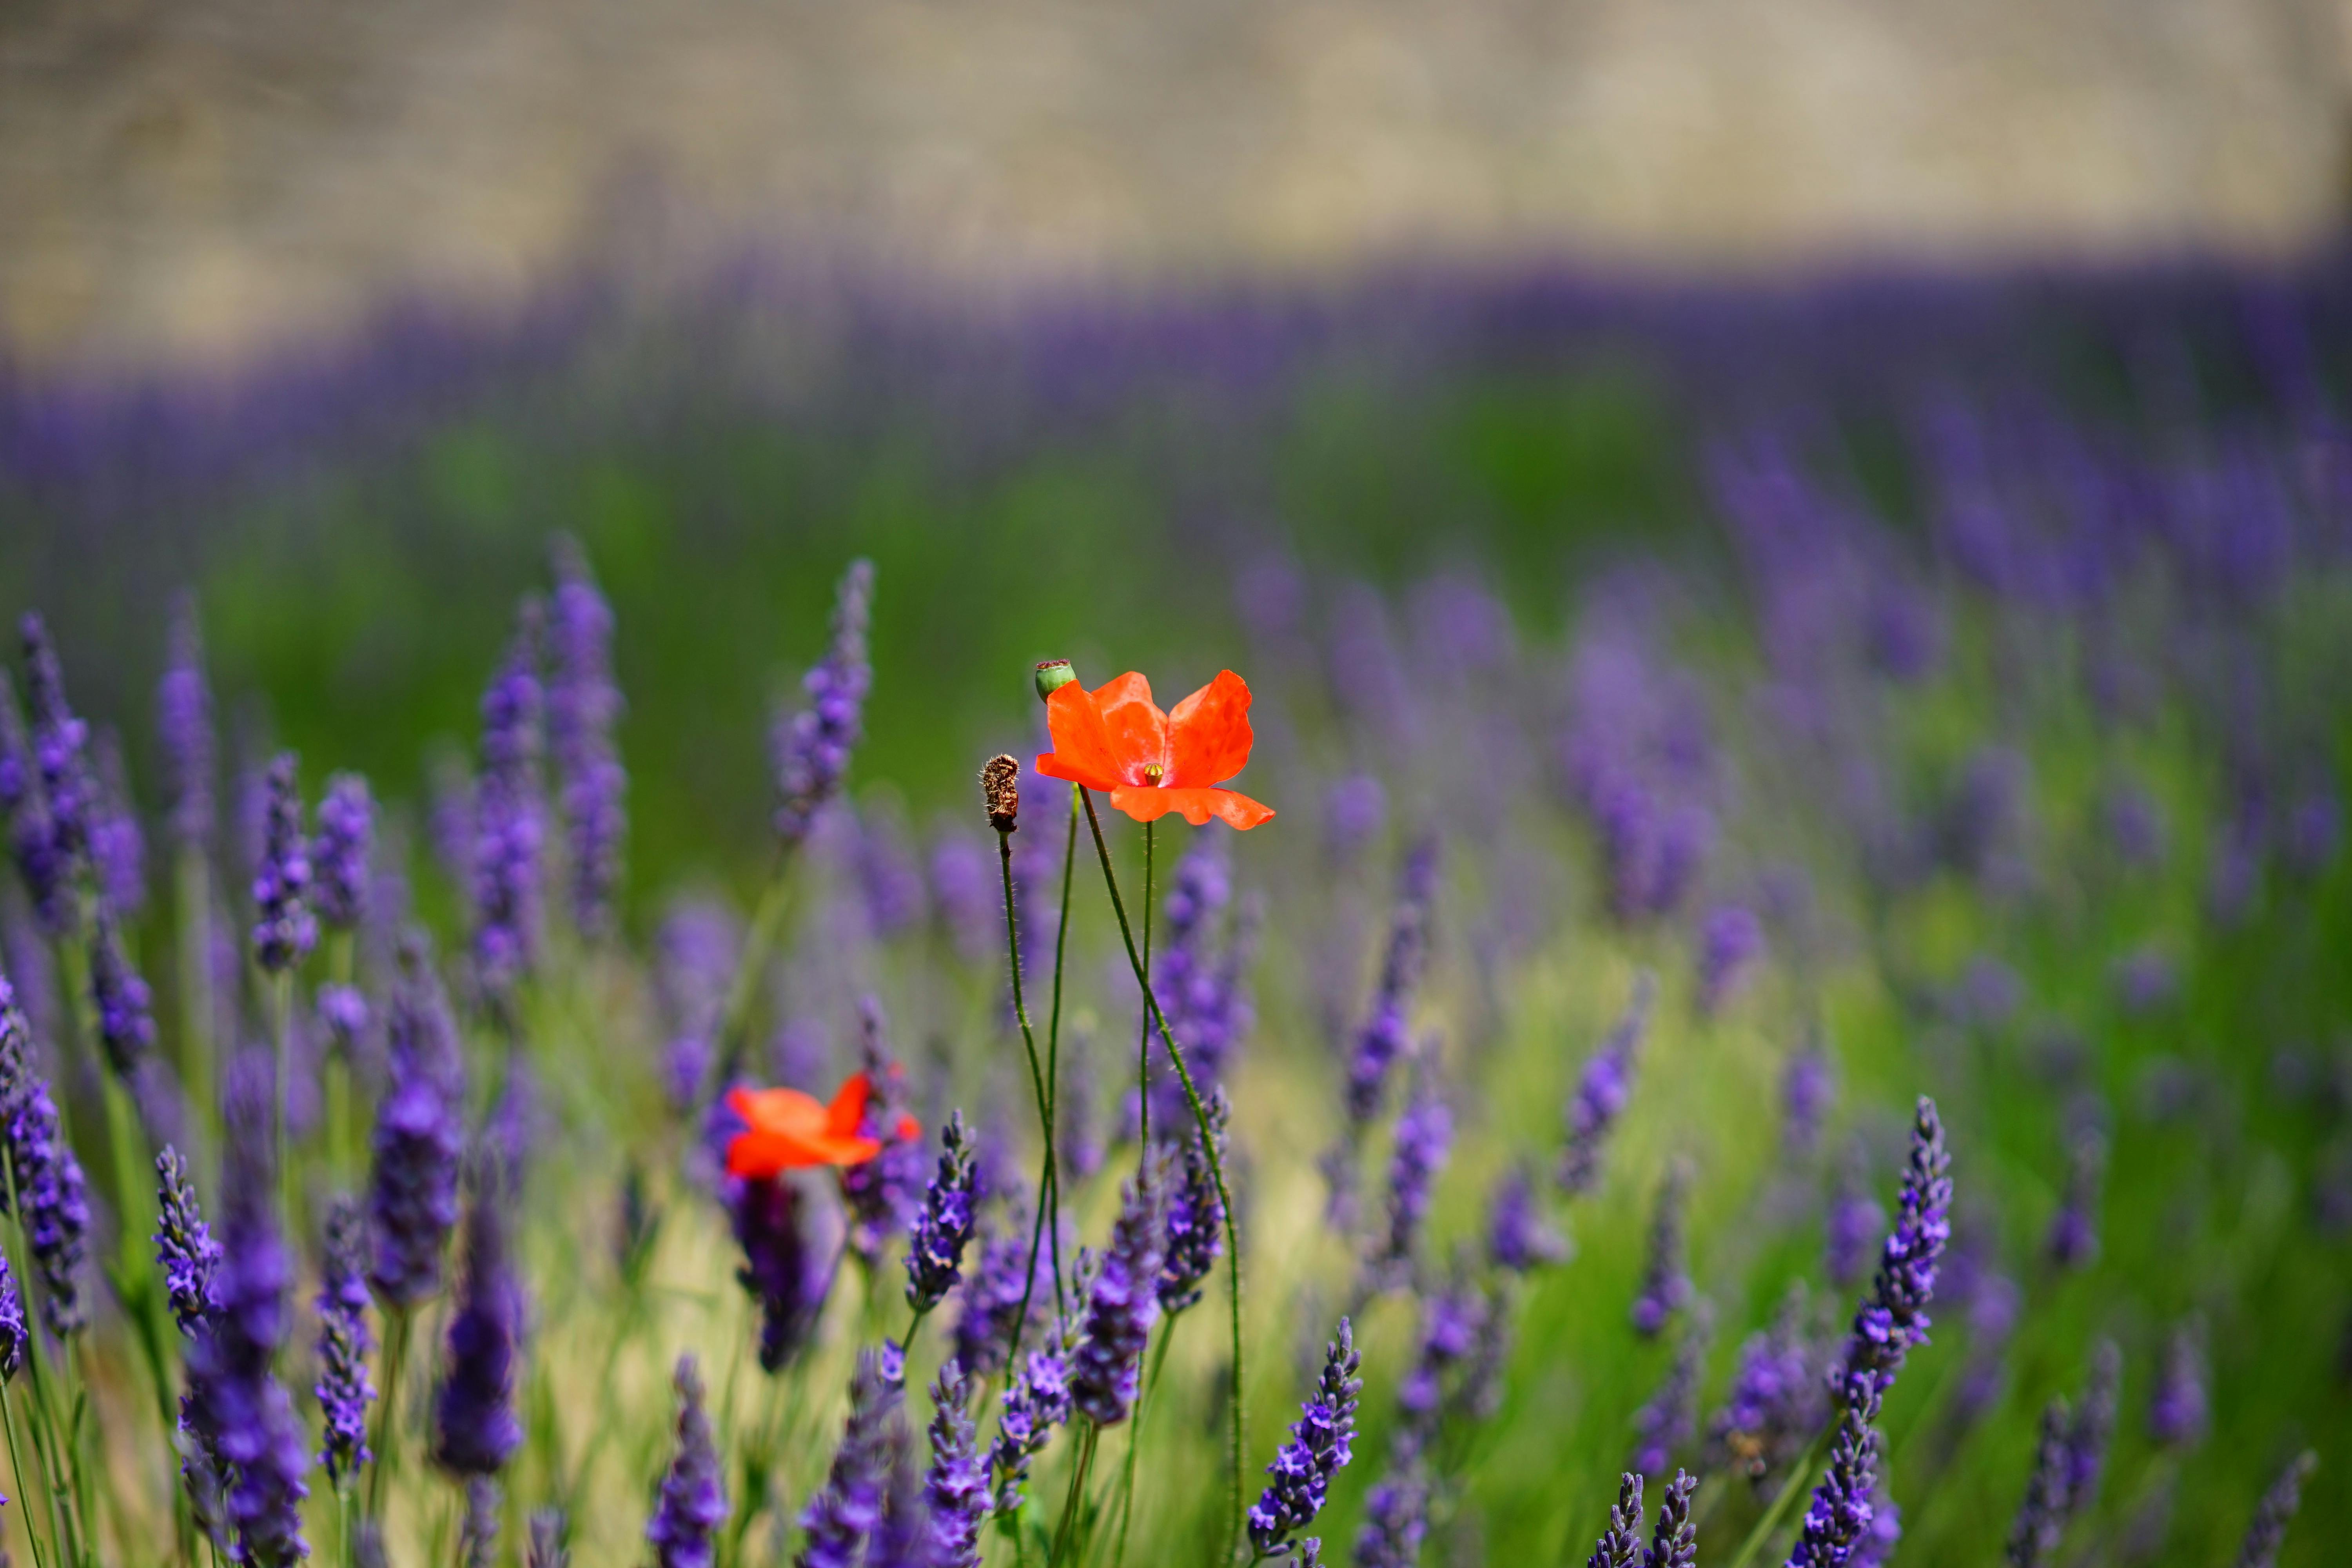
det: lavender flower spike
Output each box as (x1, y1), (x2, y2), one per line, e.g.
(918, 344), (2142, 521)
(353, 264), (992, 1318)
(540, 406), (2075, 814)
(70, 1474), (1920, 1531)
(432, 1163), (524, 1479)
(1630, 1162), (1692, 1339)
(1159, 1092), (1229, 1314)
(905, 1111), (978, 1314)
(1071, 1170), (1167, 1426)
(1249, 1318), (1362, 1559)
(1642, 1471), (1698, 1568)
(2232, 1450), (2318, 1568)
(0, 1245), (23, 1381)
(182, 1052), (312, 1566)
(986, 1344), (1072, 1513)
(1376, 1059), (1452, 1277)
(1784, 1380), (1884, 1568)
(730, 1170), (836, 1373)
(1488, 1163), (1568, 1273)
(159, 591), (218, 849)
(367, 939), (467, 1308)
(2060, 1340), (2121, 1519)
(773, 558), (876, 848)
(0, 981), (91, 1337)
(472, 603), (546, 1007)
(2148, 1318), (2209, 1447)
(1630, 1306), (1711, 1476)
(310, 773), (374, 931)
(1560, 972), (1657, 1194)
(1586, 1472), (1645, 1568)
(315, 1197), (376, 1483)
(647, 1355), (726, 1568)
(1341, 836), (1438, 1130)
(548, 536), (627, 935)
(20, 613), (95, 884)
(2043, 1127), (2105, 1271)
(797, 1345), (903, 1568)
(1824, 1141), (1886, 1292)
(89, 905), (157, 1079)
(251, 753), (317, 972)
(923, 1364), (988, 1568)
(2004, 1396), (2073, 1568)
(1834, 1096), (1952, 1406)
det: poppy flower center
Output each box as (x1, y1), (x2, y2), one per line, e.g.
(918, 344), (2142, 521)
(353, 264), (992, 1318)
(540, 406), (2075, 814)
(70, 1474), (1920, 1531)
(1144, 763), (1164, 785)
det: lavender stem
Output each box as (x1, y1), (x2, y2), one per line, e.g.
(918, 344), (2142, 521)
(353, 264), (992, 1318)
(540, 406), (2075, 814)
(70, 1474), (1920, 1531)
(996, 812), (1064, 1349)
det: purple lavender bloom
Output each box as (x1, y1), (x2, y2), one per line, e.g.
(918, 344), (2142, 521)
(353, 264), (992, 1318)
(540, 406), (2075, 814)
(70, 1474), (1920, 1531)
(1559, 973), (1657, 1195)
(2061, 1341), (2121, 1517)
(316, 984), (369, 1062)
(1147, 839), (1249, 1133)
(367, 940), (467, 1307)
(2005, 1397), (2074, 1568)
(2044, 1129), (2105, 1272)
(1834, 1097), (1953, 1408)
(1071, 1171), (1166, 1426)
(1249, 1318), (1361, 1558)
(951, 1207), (1050, 1377)
(432, 1163), (524, 1478)
(773, 559), (876, 848)
(1629, 1307), (1710, 1476)
(315, 1196), (376, 1483)
(2148, 1318), (2209, 1448)
(926, 829), (996, 964)
(655, 896), (740, 1114)
(548, 537), (627, 935)
(1850, 1483), (1900, 1568)
(1784, 1379), (1883, 1568)
(159, 592), (217, 849)
(1584, 1472), (1644, 1568)
(1376, 1063), (1451, 1276)
(0, 981), (89, 1337)
(867, 1416), (925, 1568)
(250, 753), (316, 972)
(460, 1479), (502, 1568)
(2231, 1451), (2318, 1568)
(1341, 837), (1439, 1131)
(155, 1144), (221, 1333)
(0, 679), (67, 931)
(472, 604), (546, 1006)
(1398, 1279), (1485, 1419)
(1696, 905), (1764, 1014)
(2283, 788), (2342, 879)
(1488, 1163), (1568, 1273)
(1160, 1092), (1229, 1314)
(1630, 1164), (1692, 1339)
(1643, 1470), (1699, 1568)
(0, 1247), (24, 1381)
(1324, 774), (1387, 864)
(646, 1355), (726, 1568)
(1825, 1145), (1886, 1293)
(986, 1344), (1072, 1513)
(842, 999), (926, 1263)
(19, 614), (95, 883)
(1709, 1286), (1826, 1487)
(2104, 782), (2165, 870)
(89, 905), (156, 1079)
(90, 729), (147, 917)
(182, 1050), (313, 1566)
(797, 1345), (902, 1568)
(853, 803), (924, 942)
(730, 1172), (837, 1373)
(1354, 1439), (1431, 1568)
(1782, 1045), (1834, 1160)
(310, 773), (374, 931)
(906, 1112), (978, 1314)
(923, 1364), (987, 1568)
(528, 1511), (568, 1568)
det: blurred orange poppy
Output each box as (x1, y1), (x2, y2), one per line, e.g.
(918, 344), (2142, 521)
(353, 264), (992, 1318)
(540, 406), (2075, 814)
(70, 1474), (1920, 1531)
(1035, 670), (1276, 829)
(724, 1072), (917, 1178)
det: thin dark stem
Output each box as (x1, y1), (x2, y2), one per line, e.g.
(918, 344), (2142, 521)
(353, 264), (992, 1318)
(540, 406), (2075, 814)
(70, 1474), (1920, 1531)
(1078, 786), (1245, 1564)
(366, 1305), (413, 1520)
(1136, 820), (1153, 1161)
(1001, 824), (1064, 1368)
(1111, 1319), (1176, 1568)
(1043, 791), (1079, 1304)
(1048, 1419), (1100, 1568)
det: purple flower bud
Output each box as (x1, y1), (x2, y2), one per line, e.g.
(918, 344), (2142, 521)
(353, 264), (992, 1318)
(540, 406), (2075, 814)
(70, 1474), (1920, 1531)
(1159, 1092), (1229, 1314)
(155, 1144), (221, 1334)
(797, 1345), (902, 1568)
(1833, 1098), (1952, 1409)
(2231, 1451), (2318, 1568)
(432, 1162), (524, 1478)
(905, 1112), (978, 1314)
(2148, 1318), (2208, 1448)
(923, 1364), (988, 1568)
(310, 773), (374, 932)
(730, 1171), (838, 1374)
(548, 538), (627, 936)
(1071, 1170), (1167, 1426)
(1630, 1163), (1692, 1339)
(315, 1196), (376, 1483)
(646, 1356), (726, 1568)
(367, 939), (467, 1308)
(986, 1344), (1071, 1513)
(1584, 1472), (1644, 1568)
(0, 980), (89, 1338)
(1781, 1045), (1834, 1160)
(89, 905), (156, 1079)
(773, 560), (875, 848)
(1629, 1307), (1710, 1476)
(1248, 1318), (1361, 1557)
(250, 753), (316, 972)
(159, 592), (217, 850)
(1486, 1164), (1567, 1274)
(1696, 905), (1764, 1014)
(1559, 973), (1657, 1195)
(473, 604), (546, 1006)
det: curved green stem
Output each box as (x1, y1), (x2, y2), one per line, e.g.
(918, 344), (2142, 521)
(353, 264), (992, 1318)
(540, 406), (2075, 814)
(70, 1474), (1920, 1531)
(1136, 821), (1153, 1160)
(999, 825), (1063, 1369)
(1078, 787), (1245, 1563)
(365, 1305), (413, 1521)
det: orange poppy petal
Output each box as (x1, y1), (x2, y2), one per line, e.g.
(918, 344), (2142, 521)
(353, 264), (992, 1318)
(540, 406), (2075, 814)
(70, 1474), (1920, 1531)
(1089, 673), (1169, 786)
(824, 1072), (874, 1138)
(731, 1087), (828, 1137)
(1039, 681), (1127, 791)
(1108, 785), (1276, 830)
(894, 1112), (921, 1142)
(1165, 670), (1256, 788)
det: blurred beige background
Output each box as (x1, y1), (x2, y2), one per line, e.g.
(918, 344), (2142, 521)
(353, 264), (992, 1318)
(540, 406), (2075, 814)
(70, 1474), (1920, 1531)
(4, 0), (2348, 370)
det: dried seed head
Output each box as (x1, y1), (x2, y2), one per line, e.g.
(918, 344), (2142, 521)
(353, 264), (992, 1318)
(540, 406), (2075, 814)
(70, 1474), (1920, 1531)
(982, 755), (1021, 834)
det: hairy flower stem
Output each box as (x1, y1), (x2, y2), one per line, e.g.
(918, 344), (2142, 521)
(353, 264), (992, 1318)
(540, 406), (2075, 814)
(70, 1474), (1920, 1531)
(1080, 785), (1245, 1562)
(998, 818), (1065, 1358)
(1136, 821), (1153, 1160)
(1723, 1425), (1828, 1568)
(366, 1305), (414, 1521)
(174, 848), (216, 1160)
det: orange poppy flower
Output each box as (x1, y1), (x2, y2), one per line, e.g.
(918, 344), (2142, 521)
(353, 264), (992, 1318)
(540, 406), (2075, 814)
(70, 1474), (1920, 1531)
(724, 1072), (919, 1179)
(1035, 670), (1276, 829)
